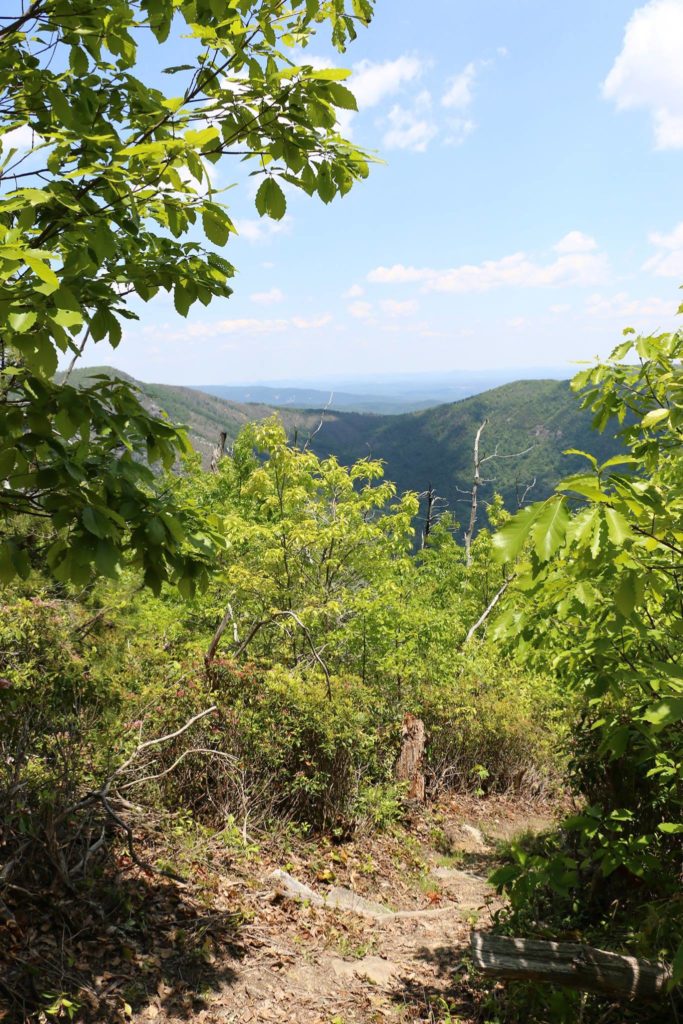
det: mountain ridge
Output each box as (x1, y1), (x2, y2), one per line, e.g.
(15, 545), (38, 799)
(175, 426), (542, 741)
(63, 366), (621, 513)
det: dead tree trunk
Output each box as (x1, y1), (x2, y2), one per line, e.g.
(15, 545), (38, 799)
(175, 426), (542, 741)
(459, 422), (535, 565)
(210, 431), (228, 472)
(464, 419), (487, 567)
(395, 713), (426, 802)
(421, 483), (436, 549)
(471, 932), (673, 1001)
(420, 483), (448, 549)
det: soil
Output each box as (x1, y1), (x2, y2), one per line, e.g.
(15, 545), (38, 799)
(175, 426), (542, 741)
(130, 796), (558, 1024)
(0, 795), (558, 1023)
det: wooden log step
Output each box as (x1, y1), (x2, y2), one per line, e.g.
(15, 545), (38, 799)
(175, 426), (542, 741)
(471, 931), (673, 1000)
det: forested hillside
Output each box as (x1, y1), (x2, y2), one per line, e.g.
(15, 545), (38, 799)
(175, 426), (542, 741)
(66, 368), (622, 513)
(303, 379), (623, 511)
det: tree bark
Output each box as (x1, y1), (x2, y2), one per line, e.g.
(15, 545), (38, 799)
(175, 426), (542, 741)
(471, 932), (673, 1001)
(210, 430), (228, 472)
(395, 713), (426, 802)
(464, 419), (487, 567)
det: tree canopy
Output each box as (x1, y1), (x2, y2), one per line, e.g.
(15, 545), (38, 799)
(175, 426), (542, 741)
(0, 0), (374, 591)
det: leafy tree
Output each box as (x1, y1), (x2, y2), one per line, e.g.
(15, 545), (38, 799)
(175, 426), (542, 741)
(181, 417), (418, 676)
(0, 0), (374, 590)
(492, 329), (683, 964)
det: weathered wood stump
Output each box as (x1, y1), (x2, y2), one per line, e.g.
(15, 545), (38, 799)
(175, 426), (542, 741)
(395, 712), (426, 803)
(471, 932), (673, 1001)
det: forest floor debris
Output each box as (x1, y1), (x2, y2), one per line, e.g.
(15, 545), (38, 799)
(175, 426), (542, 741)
(0, 795), (558, 1023)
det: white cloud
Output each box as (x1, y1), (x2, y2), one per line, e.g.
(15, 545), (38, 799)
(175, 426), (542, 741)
(554, 231), (598, 254)
(440, 55), (502, 143)
(442, 62), (477, 110)
(344, 283), (365, 298)
(585, 292), (676, 320)
(236, 216), (293, 243)
(188, 318), (288, 336)
(289, 54), (426, 138)
(250, 287), (284, 304)
(367, 234), (608, 292)
(444, 117), (475, 146)
(291, 314), (332, 329)
(348, 300), (374, 319)
(603, 0), (683, 149)
(351, 55), (425, 109)
(368, 265), (434, 285)
(383, 92), (437, 152)
(550, 303), (571, 314)
(380, 299), (419, 316)
(507, 317), (528, 330)
(643, 220), (683, 277)
(1, 124), (37, 150)
(185, 313), (331, 337)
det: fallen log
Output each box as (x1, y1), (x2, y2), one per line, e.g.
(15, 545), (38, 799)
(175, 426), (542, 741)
(471, 932), (672, 1001)
(270, 869), (458, 923)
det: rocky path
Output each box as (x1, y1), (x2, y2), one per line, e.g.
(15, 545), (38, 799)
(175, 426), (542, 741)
(145, 798), (554, 1024)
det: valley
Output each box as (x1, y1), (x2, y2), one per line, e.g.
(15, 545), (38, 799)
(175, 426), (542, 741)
(68, 366), (621, 515)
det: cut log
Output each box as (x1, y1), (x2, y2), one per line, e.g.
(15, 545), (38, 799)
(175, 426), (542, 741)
(395, 712), (426, 802)
(471, 932), (672, 1001)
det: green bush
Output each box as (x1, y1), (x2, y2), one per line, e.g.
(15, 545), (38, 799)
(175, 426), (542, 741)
(416, 651), (567, 796)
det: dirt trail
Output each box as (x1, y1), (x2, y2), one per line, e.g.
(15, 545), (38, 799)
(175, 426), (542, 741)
(145, 798), (555, 1024)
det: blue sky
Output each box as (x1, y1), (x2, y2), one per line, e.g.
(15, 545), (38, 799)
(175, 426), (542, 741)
(87, 0), (683, 384)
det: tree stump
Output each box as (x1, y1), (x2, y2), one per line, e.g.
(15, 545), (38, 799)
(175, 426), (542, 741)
(396, 712), (426, 802)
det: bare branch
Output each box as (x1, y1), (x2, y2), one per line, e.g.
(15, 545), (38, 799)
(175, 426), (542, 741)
(275, 610), (332, 698)
(115, 705), (218, 778)
(303, 392), (334, 451)
(465, 578), (511, 643)
(119, 747), (238, 792)
(205, 601), (238, 665)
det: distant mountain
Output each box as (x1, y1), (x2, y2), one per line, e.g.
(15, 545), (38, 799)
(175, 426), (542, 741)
(190, 384), (437, 414)
(192, 367), (574, 415)
(62, 367), (622, 515)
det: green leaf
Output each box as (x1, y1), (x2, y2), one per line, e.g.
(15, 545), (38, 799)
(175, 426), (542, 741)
(8, 310), (37, 332)
(671, 941), (683, 988)
(302, 68), (352, 81)
(531, 498), (570, 561)
(492, 502), (543, 562)
(95, 539), (119, 577)
(599, 454), (636, 471)
(641, 407), (669, 428)
(557, 473), (609, 502)
(615, 573), (638, 618)
(564, 448), (598, 469)
(316, 161), (335, 204)
(658, 822), (683, 834)
(146, 516), (166, 545)
(643, 697), (683, 728)
(24, 253), (59, 293)
(255, 178), (287, 220)
(82, 507), (109, 539)
(604, 507), (632, 546)
(50, 308), (83, 330)
(325, 82), (358, 111)
(202, 203), (233, 246)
